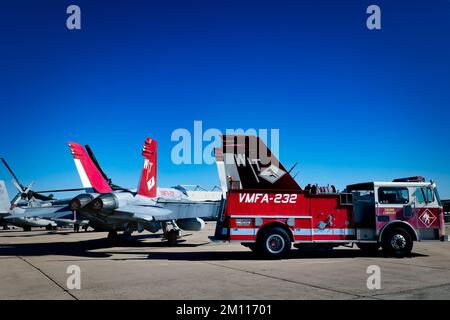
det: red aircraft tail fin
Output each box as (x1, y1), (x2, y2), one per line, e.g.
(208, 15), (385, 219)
(215, 135), (301, 193)
(137, 137), (157, 198)
(68, 142), (113, 194)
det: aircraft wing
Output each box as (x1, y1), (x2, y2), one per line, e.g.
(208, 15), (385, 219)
(113, 200), (222, 222)
(6, 206), (89, 227)
(7, 205), (72, 219)
(50, 217), (90, 226)
(110, 205), (170, 223)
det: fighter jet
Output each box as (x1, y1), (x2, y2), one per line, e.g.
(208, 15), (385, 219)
(67, 137), (223, 243)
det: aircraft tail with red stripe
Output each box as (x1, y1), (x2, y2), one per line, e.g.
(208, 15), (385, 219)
(68, 142), (113, 194)
(137, 137), (157, 198)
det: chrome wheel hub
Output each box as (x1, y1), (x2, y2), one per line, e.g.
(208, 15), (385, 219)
(391, 234), (407, 250)
(266, 235), (285, 254)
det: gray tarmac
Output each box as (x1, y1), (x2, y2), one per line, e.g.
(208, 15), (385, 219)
(0, 222), (449, 300)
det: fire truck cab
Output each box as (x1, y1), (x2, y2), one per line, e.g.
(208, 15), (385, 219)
(212, 135), (446, 259)
(346, 178), (445, 252)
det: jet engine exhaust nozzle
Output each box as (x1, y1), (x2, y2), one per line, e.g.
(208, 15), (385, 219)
(89, 193), (119, 212)
(69, 194), (95, 211)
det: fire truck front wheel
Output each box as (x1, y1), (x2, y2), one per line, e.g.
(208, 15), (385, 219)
(381, 227), (413, 257)
(257, 227), (291, 259)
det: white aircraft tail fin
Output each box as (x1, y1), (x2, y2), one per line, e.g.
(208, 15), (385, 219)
(0, 180), (10, 213)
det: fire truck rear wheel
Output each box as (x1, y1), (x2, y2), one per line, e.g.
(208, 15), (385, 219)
(381, 227), (413, 257)
(257, 227), (291, 259)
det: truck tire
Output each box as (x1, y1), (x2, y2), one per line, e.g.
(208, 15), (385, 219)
(381, 227), (413, 257)
(356, 243), (380, 253)
(257, 227), (291, 259)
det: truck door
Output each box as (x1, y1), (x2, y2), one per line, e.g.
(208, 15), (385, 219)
(375, 186), (410, 232)
(413, 187), (440, 240)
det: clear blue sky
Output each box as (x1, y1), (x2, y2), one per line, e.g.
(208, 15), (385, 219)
(0, 0), (449, 199)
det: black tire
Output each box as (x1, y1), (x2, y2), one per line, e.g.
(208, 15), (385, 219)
(356, 243), (380, 253)
(381, 227), (413, 257)
(257, 227), (291, 259)
(166, 229), (179, 246)
(107, 230), (119, 241)
(23, 226), (31, 232)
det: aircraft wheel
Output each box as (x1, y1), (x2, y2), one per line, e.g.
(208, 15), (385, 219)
(122, 231), (133, 240)
(23, 226), (32, 232)
(107, 230), (119, 241)
(166, 229), (179, 246)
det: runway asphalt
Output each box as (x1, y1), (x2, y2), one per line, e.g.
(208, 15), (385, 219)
(1, 222), (449, 300)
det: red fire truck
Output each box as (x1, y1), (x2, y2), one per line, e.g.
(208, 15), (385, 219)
(212, 135), (447, 258)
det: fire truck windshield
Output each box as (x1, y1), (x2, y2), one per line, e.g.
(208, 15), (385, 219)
(416, 187), (434, 204)
(434, 187), (442, 206)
